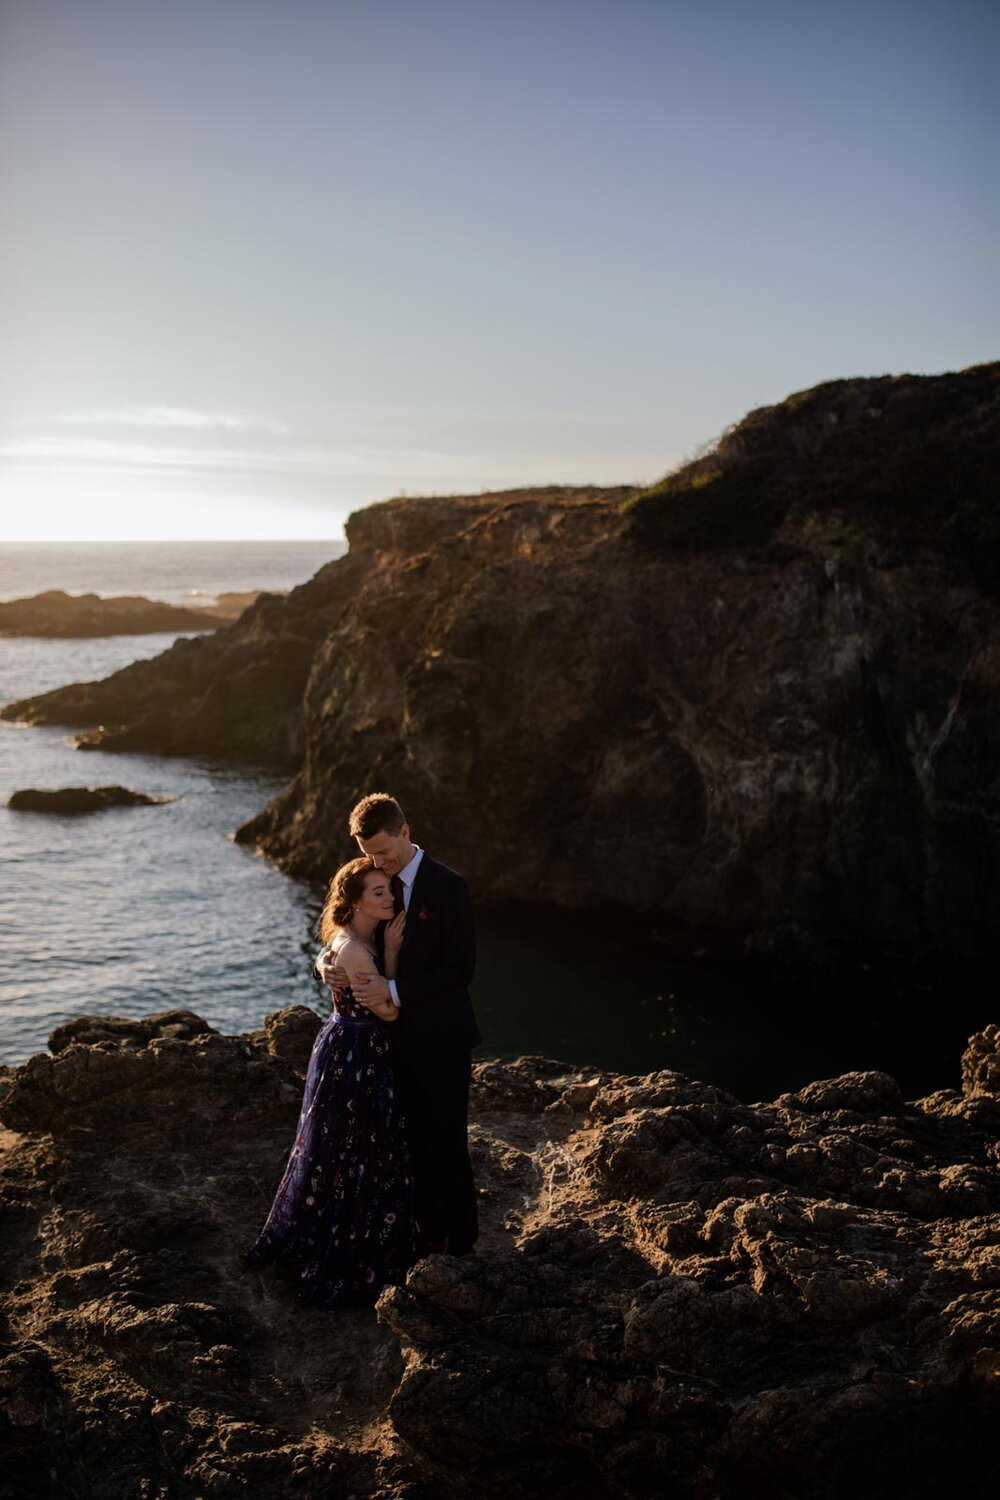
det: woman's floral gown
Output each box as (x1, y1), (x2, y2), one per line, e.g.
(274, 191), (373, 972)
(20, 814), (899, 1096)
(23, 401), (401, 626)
(241, 944), (417, 1309)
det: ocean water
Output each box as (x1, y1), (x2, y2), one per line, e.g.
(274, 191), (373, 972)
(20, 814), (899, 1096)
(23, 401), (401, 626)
(0, 542), (994, 1097)
(0, 538), (346, 607)
(0, 543), (341, 1069)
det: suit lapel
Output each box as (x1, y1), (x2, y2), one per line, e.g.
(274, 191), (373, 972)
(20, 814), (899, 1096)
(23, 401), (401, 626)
(402, 852), (435, 950)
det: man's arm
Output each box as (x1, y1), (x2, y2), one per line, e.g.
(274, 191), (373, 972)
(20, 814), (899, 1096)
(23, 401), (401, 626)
(339, 940), (398, 1023)
(353, 875), (475, 1007)
(315, 948), (349, 990)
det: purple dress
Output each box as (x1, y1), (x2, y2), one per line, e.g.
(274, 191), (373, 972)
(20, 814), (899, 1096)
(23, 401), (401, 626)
(241, 944), (417, 1309)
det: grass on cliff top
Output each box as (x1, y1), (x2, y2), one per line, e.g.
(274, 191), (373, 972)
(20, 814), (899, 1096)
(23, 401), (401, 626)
(624, 362), (1000, 588)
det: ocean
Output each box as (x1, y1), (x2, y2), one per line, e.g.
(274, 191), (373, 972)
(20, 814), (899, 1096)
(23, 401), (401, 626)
(0, 542), (341, 1070)
(0, 541), (993, 1097)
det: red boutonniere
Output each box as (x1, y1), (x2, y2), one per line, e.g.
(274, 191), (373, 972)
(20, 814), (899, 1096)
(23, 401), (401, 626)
(417, 906), (431, 921)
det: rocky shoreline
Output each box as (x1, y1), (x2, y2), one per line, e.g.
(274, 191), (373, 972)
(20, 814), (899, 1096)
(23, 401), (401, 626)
(1, 1011), (998, 1498)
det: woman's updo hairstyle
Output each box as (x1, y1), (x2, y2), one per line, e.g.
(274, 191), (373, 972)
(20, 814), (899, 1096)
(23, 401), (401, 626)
(319, 857), (375, 943)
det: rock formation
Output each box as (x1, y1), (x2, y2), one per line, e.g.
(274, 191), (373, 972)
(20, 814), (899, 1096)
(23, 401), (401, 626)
(0, 589), (264, 638)
(1, 1014), (998, 1497)
(3, 365), (998, 962)
(7, 786), (177, 814)
(0, 576), (339, 765)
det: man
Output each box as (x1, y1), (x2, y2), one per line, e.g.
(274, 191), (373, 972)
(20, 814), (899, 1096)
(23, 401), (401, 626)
(320, 793), (481, 1258)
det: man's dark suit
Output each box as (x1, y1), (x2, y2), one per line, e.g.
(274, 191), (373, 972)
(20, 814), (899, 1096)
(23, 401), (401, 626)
(390, 852), (481, 1254)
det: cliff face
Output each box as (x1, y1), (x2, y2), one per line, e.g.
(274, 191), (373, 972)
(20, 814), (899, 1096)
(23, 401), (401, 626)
(1, 1013), (998, 1498)
(5, 369), (999, 960)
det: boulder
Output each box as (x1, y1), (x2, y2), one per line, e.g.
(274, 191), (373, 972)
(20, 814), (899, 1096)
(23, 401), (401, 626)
(7, 785), (177, 814)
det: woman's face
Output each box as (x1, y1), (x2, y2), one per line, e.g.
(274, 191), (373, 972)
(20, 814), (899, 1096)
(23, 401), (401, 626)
(358, 868), (396, 922)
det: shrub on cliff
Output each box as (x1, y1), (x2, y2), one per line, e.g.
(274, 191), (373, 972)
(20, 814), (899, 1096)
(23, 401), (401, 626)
(624, 361), (1000, 589)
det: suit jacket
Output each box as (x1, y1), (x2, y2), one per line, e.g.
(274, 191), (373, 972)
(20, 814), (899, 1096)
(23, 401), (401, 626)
(389, 852), (481, 1064)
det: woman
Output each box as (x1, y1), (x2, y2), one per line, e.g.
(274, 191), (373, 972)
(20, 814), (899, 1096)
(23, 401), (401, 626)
(241, 858), (417, 1309)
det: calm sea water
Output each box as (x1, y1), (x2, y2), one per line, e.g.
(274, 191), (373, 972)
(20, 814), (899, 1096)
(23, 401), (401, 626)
(0, 538), (346, 607)
(0, 542), (994, 1099)
(0, 543), (344, 1071)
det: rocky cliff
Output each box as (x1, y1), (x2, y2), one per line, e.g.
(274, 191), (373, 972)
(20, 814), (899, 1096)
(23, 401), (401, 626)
(4, 365), (998, 961)
(1, 1014), (998, 1498)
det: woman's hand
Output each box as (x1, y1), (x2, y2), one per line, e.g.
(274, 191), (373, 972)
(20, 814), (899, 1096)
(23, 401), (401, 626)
(382, 911), (406, 980)
(384, 911), (406, 958)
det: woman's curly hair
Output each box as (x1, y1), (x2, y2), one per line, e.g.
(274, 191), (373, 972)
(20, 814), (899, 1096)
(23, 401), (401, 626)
(318, 857), (375, 944)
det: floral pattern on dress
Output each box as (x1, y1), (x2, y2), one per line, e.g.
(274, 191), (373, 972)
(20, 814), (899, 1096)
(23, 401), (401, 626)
(241, 944), (417, 1310)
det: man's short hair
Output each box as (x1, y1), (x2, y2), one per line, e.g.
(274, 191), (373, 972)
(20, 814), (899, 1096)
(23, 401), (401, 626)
(349, 793), (406, 839)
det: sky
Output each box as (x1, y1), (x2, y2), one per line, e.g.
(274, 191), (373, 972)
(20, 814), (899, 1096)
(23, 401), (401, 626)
(0, 0), (997, 541)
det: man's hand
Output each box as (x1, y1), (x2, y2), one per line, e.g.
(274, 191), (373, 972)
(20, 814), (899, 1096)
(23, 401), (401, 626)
(317, 955), (349, 990)
(351, 973), (392, 1007)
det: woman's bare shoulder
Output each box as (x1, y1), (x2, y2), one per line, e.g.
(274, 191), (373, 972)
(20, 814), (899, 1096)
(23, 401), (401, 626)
(334, 935), (376, 968)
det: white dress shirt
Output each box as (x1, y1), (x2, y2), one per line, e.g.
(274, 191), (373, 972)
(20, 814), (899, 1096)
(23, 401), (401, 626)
(388, 845), (424, 1006)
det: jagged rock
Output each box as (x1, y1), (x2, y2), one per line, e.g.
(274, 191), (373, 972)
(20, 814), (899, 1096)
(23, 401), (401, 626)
(260, 1004), (321, 1068)
(471, 1055), (596, 1113)
(962, 1023), (1000, 1097)
(7, 786), (177, 814)
(5, 369), (998, 961)
(0, 1012), (998, 1497)
(47, 1009), (215, 1054)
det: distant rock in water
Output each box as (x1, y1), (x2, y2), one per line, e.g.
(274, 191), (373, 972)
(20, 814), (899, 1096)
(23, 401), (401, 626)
(3, 363), (999, 961)
(7, 785), (177, 814)
(1, 580), (328, 764)
(0, 587), (272, 637)
(0, 1012), (998, 1497)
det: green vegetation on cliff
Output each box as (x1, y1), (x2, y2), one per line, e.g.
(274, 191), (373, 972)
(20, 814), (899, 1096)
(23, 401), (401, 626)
(625, 362), (1000, 586)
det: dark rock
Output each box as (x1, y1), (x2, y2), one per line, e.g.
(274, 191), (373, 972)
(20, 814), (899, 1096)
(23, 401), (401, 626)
(774, 1069), (907, 1116)
(1, 1014), (998, 1497)
(261, 1004), (322, 1069)
(0, 588), (227, 637)
(48, 1008), (215, 1054)
(7, 785), (177, 814)
(961, 1022), (1000, 1097)
(471, 1055), (597, 1113)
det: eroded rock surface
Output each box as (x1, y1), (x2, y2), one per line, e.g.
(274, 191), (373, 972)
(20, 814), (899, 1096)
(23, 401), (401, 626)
(0, 1012), (997, 1498)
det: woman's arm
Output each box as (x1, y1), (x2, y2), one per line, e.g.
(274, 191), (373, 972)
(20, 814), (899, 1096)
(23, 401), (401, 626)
(339, 940), (399, 1023)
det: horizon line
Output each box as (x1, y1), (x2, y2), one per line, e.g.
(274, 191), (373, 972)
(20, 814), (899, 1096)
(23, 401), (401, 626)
(0, 535), (350, 544)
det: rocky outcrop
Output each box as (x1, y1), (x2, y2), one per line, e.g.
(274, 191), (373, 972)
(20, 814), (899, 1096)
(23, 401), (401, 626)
(7, 786), (177, 814)
(0, 589), (248, 638)
(0, 1013), (998, 1498)
(4, 368), (999, 960)
(0, 568), (352, 767)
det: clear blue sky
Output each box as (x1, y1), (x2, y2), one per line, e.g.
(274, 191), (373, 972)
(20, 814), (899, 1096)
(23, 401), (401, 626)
(1, 0), (996, 539)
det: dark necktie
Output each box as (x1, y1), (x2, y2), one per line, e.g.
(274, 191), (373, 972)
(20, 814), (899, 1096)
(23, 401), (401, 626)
(390, 874), (405, 915)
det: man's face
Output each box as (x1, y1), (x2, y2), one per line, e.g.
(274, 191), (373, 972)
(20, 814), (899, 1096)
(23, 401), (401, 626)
(356, 823), (411, 876)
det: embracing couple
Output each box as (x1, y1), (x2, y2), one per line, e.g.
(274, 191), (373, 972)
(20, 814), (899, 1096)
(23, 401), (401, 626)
(241, 792), (480, 1310)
